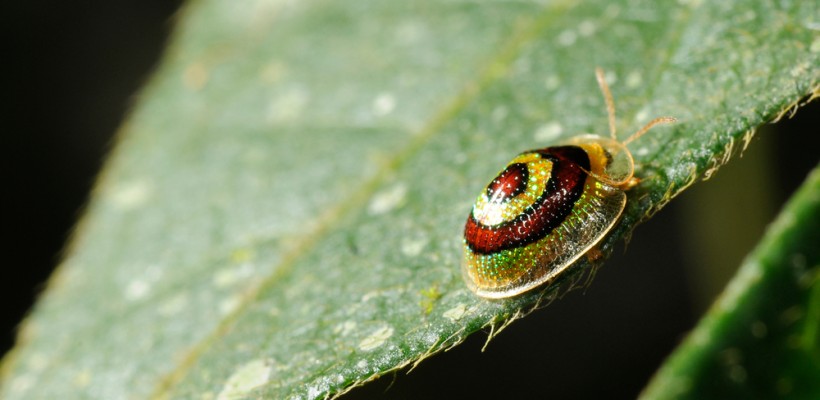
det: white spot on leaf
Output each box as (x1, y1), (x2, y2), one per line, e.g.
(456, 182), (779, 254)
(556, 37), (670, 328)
(603, 70), (618, 85)
(626, 71), (643, 88)
(368, 184), (407, 215)
(9, 374), (34, 394)
(396, 20), (426, 43)
(634, 106), (651, 124)
(491, 106), (508, 122)
(267, 88), (309, 122)
(307, 385), (323, 399)
(534, 122), (563, 142)
(125, 280), (150, 302)
(213, 263), (254, 289)
(361, 290), (380, 302)
(28, 353), (48, 372)
(372, 93), (396, 116)
(578, 20), (596, 36)
(73, 369), (91, 388)
(219, 295), (242, 315)
(401, 237), (428, 257)
(443, 304), (468, 322)
(359, 325), (394, 351)
(217, 359), (273, 400)
(811, 37), (820, 53)
(557, 29), (577, 46)
(333, 321), (357, 336)
(109, 180), (152, 209)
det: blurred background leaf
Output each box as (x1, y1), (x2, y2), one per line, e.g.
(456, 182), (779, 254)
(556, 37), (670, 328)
(643, 165), (820, 399)
(2, 0), (818, 399)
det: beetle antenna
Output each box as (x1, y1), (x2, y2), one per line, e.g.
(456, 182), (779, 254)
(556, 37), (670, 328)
(595, 67), (617, 140)
(623, 116), (677, 145)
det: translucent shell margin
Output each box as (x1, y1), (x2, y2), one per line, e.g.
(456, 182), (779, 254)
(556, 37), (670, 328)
(462, 134), (632, 299)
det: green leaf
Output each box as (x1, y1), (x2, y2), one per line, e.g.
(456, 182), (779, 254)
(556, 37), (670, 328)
(643, 165), (820, 399)
(1, 0), (818, 399)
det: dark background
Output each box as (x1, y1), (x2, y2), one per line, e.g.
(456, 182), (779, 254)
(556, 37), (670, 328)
(2, 1), (818, 398)
(3, 0), (184, 357)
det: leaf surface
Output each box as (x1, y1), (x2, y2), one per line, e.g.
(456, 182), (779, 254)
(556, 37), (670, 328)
(1, 0), (818, 399)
